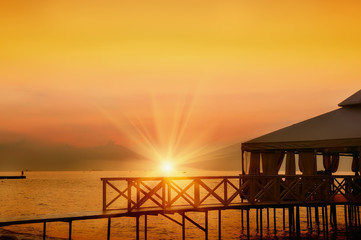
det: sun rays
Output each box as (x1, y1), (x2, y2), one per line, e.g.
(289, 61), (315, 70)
(97, 89), (222, 173)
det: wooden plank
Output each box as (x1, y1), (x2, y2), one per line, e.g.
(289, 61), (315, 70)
(0, 201), (356, 228)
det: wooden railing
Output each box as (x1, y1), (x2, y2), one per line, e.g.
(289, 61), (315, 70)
(239, 175), (361, 204)
(101, 176), (243, 211)
(101, 175), (361, 211)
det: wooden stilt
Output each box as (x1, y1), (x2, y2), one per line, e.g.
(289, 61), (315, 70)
(288, 207), (293, 238)
(315, 206), (320, 235)
(256, 208), (259, 233)
(325, 206), (329, 239)
(260, 208), (263, 239)
(241, 209), (244, 229)
(307, 207), (310, 228)
(136, 216), (140, 240)
(353, 205), (355, 228)
(309, 206), (313, 233)
(357, 206), (361, 228)
(296, 206), (300, 239)
(322, 206), (325, 239)
(68, 221), (72, 240)
(350, 205), (353, 228)
(145, 215), (147, 240)
(344, 205), (348, 237)
(353, 205), (356, 228)
(218, 210), (221, 240)
(354, 205), (357, 229)
(348, 204), (353, 229)
(330, 205), (334, 227)
(356, 205), (358, 229)
(182, 213), (185, 240)
(292, 207), (295, 234)
(107, 218), (111, 240)
(283, 208), (285, 230)
(43, 222), (46, 240)
(267, 208), (269, 229)
(273, 208), (277, 235)
(247, 209), (250, 240)
(333, 205), (337, 232)
(205, 211), (208, 240)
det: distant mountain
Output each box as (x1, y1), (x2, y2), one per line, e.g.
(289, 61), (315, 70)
(0, 138), (145, 171)
(183, 143), (242, 171)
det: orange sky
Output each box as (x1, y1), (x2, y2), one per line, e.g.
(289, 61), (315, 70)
(1, 1), (361, 162)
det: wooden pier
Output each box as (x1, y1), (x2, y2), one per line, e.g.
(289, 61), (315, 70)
(1, 174), (361, 239)
(0, 175), (26, 179)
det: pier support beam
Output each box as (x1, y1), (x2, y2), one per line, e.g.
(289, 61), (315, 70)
(43, 222), (46, 240)
(332, 205), (337, 232)
(205, 211), (208, 240)
(246, 209), (250, 240)
(145, 215), (147, 240)
(241, 209), (244, 229)
(325, 206), (329, 239)
(256, 209), (259, 233)
(182, 213), (185, 240)
(218, 210), (221, 240)
(288, 207), (293, 238)
(136, 216), (140, 240)
(267, 208), (269, 229)
(309, 207), (313, 233)
(344, 205), (348, 236)
(322, 206), (325, 238)
(68, 221), (72, 240)
(315, 206), (320, 235)
(179, 211), (209, 240)
(283, 208), (285, 230)
(107, 218), (111, 240)
(273, 208), (277, 235)
(356, 206), (361, 228)
(260, 208), (263, 239)
(296, 206), (300, 239)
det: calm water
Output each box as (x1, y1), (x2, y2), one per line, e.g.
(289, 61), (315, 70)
(0, 171), (356, 239)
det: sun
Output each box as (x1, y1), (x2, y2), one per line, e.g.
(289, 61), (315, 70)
(161, 161), (173, 174)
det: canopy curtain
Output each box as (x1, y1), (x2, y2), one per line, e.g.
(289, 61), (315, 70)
(243, 152), (261, 202)
(323, 153), (339, 173)
(261, 151), (285, 175)
(299, 151), (317, 175)
(352, 151), (361, 174)
(260, 151), (284, 202)
(285, 151), (296, 175)
(248, 152), (261, 175)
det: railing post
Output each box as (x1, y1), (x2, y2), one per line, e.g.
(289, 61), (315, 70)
(277, 176), (281, 203)
(346, 177), (351, 201)
(103, 180), (107, 211)
(224, 178), (228, 206)
(128, 180), (132, 211)
(136, 180), (140, 209)
(194, 178), (200, 207)
(162, 178), (167, 210)
(168, 180), (171, 208)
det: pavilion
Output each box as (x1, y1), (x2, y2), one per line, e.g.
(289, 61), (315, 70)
(241, 89), (361, 176)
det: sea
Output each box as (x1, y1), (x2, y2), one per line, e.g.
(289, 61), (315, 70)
(0, 171), (357, 240)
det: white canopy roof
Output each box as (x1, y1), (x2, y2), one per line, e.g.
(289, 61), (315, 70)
(242, 90), (361, 152)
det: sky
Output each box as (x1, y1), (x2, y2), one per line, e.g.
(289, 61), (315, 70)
(1, 1), (361, 169)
